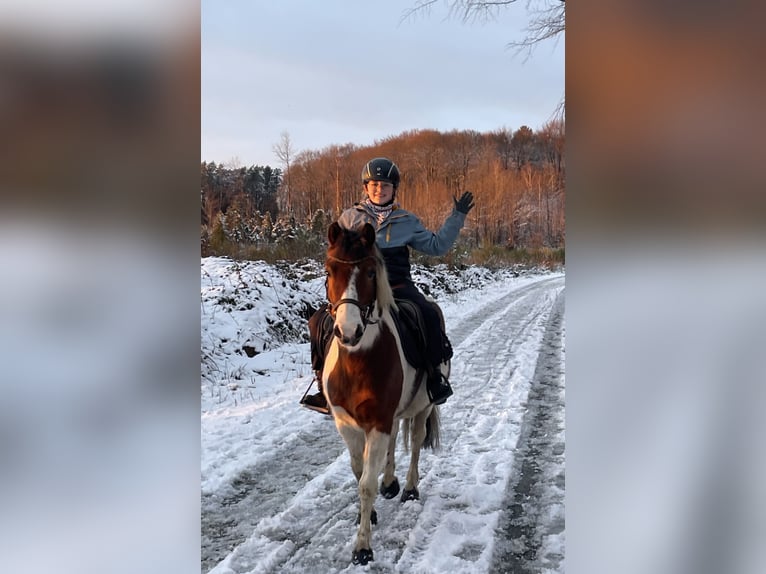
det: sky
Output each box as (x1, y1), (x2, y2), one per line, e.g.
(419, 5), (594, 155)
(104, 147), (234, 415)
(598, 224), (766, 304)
(201, 0), (564, 167)
(201, 256), (566, 572)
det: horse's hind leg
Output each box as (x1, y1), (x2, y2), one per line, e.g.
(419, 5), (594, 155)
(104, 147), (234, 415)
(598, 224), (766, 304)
(401, 409), (430, 501)
(380, 420), (400, 499)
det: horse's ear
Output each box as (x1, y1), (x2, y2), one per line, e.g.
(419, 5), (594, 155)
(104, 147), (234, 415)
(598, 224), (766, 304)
(361, 223), (376, 247)
(328, 221), (342, 245)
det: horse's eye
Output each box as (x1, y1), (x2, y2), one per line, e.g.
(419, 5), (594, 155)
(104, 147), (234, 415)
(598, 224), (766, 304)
(367, 269), (376, 279)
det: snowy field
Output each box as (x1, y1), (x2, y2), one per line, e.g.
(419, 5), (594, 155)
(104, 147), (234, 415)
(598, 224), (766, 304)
(201, 257), (565, 573)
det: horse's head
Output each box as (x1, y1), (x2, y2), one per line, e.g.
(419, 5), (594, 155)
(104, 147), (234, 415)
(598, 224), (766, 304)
(325, 222), (392, 348)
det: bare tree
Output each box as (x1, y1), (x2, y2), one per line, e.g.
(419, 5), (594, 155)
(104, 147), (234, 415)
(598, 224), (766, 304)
(272, 131), (295, 213)
(223, 155), (242, 169)
(403, 0), (564, 56)
(514, 0), (565, 57)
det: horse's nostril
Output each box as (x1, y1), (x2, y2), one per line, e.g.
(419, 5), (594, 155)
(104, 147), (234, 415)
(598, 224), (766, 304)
(334, 322), (364, 346)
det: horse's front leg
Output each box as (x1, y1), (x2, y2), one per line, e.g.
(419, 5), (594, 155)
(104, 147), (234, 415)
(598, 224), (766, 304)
(353, 429), (388, 565)
(380, 419), (400, 499)
(336, 419), (378, 524)
(336, 419), (364, 481)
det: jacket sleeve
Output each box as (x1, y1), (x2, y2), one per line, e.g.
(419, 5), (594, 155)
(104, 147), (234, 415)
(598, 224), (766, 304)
(338, 206), (371, 230)
(408, 208), (466, 256)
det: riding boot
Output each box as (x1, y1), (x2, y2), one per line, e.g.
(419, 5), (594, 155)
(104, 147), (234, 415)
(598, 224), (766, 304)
(426, 365), (453, 406)
(301, 371), (330, 414)
(442, 332), (454, 362)
(425, 324), (453, 405)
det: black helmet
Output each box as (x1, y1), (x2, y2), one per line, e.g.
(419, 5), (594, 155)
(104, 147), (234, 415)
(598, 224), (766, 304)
(361, 157), (400, 189)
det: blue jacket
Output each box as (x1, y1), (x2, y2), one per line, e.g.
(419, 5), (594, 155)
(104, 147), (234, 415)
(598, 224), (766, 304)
(338, 201), (467, 285)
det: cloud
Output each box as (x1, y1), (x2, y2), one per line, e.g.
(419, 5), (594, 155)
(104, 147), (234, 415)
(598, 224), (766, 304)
(202, 0), (564, 165)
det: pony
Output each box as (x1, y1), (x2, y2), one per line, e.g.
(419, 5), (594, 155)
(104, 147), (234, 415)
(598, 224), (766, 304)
(321, 221), (446, 565)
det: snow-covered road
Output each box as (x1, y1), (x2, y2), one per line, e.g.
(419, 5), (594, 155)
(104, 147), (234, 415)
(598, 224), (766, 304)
(202, 268), (565, 573)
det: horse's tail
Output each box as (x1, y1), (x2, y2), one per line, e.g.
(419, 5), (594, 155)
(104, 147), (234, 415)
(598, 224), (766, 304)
(401, 417), (412, 454)
(423, 406), (441, 451)
(403, 407), (441, 452)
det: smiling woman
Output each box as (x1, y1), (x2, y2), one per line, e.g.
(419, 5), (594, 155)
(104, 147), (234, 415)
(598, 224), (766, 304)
(365, 180), (395, 206)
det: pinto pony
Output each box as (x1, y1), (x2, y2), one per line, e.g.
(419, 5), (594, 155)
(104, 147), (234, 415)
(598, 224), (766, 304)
(321, 221), (445, 565)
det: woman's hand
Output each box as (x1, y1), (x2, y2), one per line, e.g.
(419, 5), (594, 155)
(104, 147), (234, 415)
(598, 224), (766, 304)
(453, 191), (475, 214)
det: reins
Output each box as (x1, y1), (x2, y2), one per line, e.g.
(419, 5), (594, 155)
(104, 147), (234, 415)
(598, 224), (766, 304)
(326, 254), (376, 265)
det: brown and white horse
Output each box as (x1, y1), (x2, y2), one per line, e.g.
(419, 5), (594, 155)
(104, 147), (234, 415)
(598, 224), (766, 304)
(322, 221), (444, 566)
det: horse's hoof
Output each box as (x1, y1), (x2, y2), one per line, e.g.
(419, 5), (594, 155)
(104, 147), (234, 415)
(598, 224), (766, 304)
(380, 478), (400, 499)
(352, 548), (374, 565)
(356, 509), (377, 525)
(401, 487), (419, 502)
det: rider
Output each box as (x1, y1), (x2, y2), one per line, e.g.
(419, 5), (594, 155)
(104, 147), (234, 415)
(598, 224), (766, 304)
(301, 157), (475, 413)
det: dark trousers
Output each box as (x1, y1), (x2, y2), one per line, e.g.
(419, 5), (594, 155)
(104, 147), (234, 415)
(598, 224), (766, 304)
(309, 305), (334, 372)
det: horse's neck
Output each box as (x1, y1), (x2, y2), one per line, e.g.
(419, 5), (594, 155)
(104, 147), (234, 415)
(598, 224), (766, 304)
(378, 307), (400, 344)
(376, 300), (396, 326)
(355, 306), (396, 352)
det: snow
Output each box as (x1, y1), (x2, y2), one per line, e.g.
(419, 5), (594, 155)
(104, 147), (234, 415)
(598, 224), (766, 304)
(201, 256), (565, 573)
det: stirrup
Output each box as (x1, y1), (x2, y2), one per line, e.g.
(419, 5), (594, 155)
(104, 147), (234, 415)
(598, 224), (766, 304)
(299, 376), (332, 416)
(301, 399), (332, 416)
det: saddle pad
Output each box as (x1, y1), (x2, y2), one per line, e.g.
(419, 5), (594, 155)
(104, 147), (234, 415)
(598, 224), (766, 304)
(391, 299), (427, 369)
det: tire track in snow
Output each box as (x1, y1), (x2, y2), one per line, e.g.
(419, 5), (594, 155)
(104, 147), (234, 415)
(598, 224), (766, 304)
(448, 276), (564, 350)
(489, 290), (565, 573)
(389, 275), (564, 573)
(201, 413), (346, 573)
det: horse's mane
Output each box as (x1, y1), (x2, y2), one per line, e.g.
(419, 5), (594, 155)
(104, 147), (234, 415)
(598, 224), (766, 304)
(372, 245), (397, 314)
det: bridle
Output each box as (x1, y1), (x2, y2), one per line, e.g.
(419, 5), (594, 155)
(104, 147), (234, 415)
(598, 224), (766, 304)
(326, 253), (379, 326)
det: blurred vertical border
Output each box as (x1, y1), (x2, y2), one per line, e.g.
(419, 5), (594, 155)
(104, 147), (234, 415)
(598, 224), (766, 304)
(0, 2), (200, 573)
(567, 1), (766, 574)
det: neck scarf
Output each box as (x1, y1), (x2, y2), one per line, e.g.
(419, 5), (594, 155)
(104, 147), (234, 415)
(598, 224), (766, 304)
(363, 198), (394, 226)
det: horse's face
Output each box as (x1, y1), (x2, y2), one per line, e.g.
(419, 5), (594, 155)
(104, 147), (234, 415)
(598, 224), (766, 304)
(326, 222), (379, 348)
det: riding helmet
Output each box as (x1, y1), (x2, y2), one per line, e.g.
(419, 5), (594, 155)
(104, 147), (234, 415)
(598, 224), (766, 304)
(361, 157), (400, 189)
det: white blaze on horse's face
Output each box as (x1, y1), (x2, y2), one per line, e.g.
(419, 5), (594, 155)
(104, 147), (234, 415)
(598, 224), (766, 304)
(334, 267), (367, 349)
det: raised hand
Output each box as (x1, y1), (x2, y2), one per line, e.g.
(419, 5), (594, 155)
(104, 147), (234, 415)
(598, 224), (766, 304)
(453, 191), (475, 214)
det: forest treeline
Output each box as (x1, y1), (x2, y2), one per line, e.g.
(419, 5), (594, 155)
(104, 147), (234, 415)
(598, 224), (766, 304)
(202, 122), (564, 267)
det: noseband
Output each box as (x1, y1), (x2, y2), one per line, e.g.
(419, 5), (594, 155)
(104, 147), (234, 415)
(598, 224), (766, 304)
(326, 254), (379, 326)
